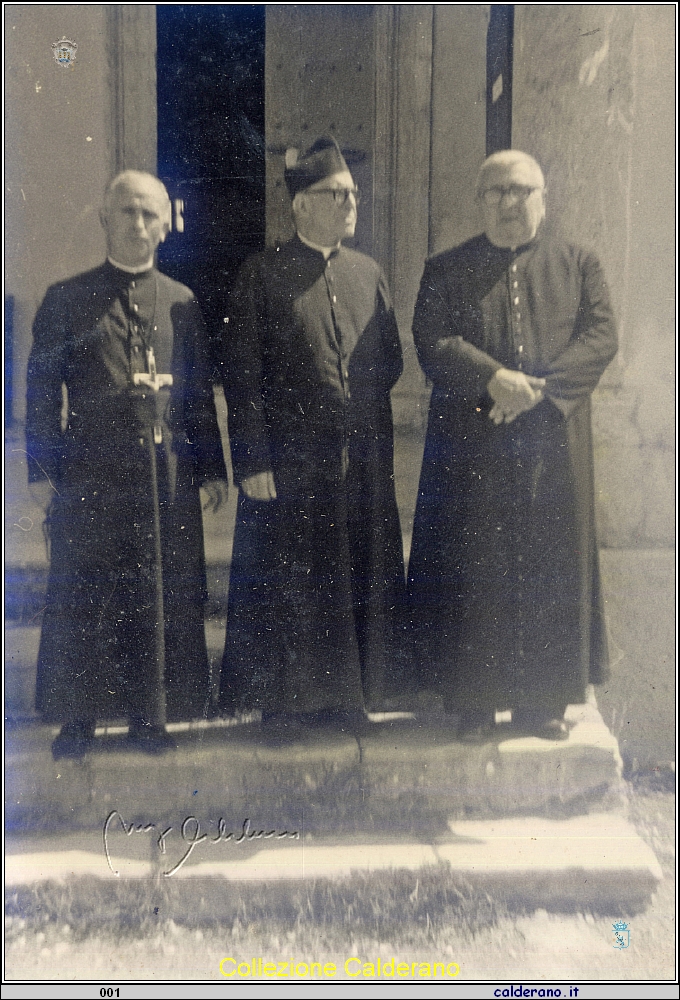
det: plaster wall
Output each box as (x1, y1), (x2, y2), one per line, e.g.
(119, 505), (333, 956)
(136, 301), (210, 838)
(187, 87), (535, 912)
(5, 5), (115, 425)
(513, 3), (675, 550)
(429, 4), (489, 256)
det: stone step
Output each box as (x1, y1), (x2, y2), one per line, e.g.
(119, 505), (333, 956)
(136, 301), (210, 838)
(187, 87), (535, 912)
(5, 812), (661, 914)
(7, 702), (623, 834)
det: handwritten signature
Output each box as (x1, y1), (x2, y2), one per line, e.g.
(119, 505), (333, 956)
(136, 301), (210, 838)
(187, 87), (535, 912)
(103, 810), (299, 877)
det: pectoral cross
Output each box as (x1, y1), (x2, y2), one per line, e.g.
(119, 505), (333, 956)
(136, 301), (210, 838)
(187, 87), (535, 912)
(133, 347), (173, 443)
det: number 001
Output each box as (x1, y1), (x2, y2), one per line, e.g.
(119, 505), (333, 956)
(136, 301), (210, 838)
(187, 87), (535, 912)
(100, 990), (120, 998)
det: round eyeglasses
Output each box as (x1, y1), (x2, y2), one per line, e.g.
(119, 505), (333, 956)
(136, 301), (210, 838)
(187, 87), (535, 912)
(306, 187), (361, 206)
(480, 185), (542, 206)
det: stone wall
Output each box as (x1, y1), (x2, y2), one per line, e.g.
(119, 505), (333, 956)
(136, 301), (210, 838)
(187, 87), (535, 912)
(513, 4), (675, 550)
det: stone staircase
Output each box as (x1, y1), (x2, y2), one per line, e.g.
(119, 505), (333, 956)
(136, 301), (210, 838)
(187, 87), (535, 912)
(6, 692), (662, 912)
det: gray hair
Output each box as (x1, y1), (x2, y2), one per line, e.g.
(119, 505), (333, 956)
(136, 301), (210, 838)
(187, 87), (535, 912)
(475, 150), (545, 199)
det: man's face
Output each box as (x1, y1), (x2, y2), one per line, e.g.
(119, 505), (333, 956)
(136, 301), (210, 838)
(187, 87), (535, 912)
(478, 158), (545, 248)
(297, 169), (358, 246)
(101, 177), (169, 266)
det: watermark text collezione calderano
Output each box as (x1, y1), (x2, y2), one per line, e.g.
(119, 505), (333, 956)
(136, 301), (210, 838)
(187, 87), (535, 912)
(219, 956), (461, 979)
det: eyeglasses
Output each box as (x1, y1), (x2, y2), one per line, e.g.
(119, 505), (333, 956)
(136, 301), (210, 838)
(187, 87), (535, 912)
(306, 187), (361, 206)
(480, 185), (542, 205)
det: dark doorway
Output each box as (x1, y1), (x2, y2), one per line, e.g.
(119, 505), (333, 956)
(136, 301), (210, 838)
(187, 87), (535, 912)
(156, 5), (266, 374)
(486, 5), (514, 154)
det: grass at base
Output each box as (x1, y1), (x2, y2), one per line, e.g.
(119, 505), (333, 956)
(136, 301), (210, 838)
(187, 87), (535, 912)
(6, 865), (508, 948)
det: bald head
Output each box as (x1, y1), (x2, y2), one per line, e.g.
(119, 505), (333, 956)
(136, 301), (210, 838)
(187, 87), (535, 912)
(100, 171), (171, 267)
(476, 150), (546, 248)
(103, 171), (171, 224)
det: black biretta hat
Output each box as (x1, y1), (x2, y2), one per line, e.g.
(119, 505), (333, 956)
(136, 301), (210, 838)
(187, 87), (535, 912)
(284, 136), (349, 199)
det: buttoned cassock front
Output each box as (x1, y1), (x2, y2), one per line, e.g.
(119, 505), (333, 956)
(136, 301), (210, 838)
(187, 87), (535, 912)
(26, 262), (226, 723)
(407, 232), (618, 717)
(219, 237), (406, 714)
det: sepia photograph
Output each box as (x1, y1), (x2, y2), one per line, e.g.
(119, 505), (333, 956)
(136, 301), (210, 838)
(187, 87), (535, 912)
(4, 3), (676, 991)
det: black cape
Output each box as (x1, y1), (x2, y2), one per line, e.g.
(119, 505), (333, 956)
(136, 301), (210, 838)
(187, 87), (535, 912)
(26, 262), (226, 723)
(219, 237), (406, 714)
(407, 232), (618, 717)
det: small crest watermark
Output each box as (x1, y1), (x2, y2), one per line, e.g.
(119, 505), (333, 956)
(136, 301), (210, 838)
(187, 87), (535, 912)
(52, 38), (77, 69)
(612, 919), (630, 950)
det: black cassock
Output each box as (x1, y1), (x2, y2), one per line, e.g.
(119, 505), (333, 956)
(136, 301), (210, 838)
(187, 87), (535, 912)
(219, 237), (406, 714)
(26, 261), (226, 723)
(408, 232), (618, 717)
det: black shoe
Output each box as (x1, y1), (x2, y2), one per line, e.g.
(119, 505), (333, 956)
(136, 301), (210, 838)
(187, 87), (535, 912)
(513, 710), (569, 742)
(530, 718), (570, 741)
(51, 721), (96, 760)
(127, 721), (177, 754)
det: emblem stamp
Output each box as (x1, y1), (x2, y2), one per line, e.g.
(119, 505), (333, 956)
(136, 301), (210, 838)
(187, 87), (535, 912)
(612, 919), (630, 949)
(51, 38), (77, 69)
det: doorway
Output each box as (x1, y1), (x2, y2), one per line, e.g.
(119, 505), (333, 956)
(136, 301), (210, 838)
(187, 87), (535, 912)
(486, 4), (514, 154)
(156, 5), (266, 373)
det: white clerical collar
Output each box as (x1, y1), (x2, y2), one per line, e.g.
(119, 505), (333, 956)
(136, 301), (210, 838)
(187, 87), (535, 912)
(108, 255), (154, 274)
(296, 232), (341, 260)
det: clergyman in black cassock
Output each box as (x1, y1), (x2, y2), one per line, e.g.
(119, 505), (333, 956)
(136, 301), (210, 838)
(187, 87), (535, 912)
(26, 171), (227, 757)
(219, 137), (406, 729)
(407, 151), (618, 741)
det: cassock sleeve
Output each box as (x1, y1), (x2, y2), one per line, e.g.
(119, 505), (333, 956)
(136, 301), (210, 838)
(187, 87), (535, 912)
(220, 257), (272, 486)
(545, 249), (618, 417)
(25, 286), (69, 485)
(412, 257), (503, 400)
(182, 296), (228, 484)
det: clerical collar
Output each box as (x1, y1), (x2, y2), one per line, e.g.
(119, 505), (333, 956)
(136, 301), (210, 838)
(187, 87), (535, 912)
(296, 232), (341, 260)
(484, 233), (540, 256)
(107, 255), (154, 274)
